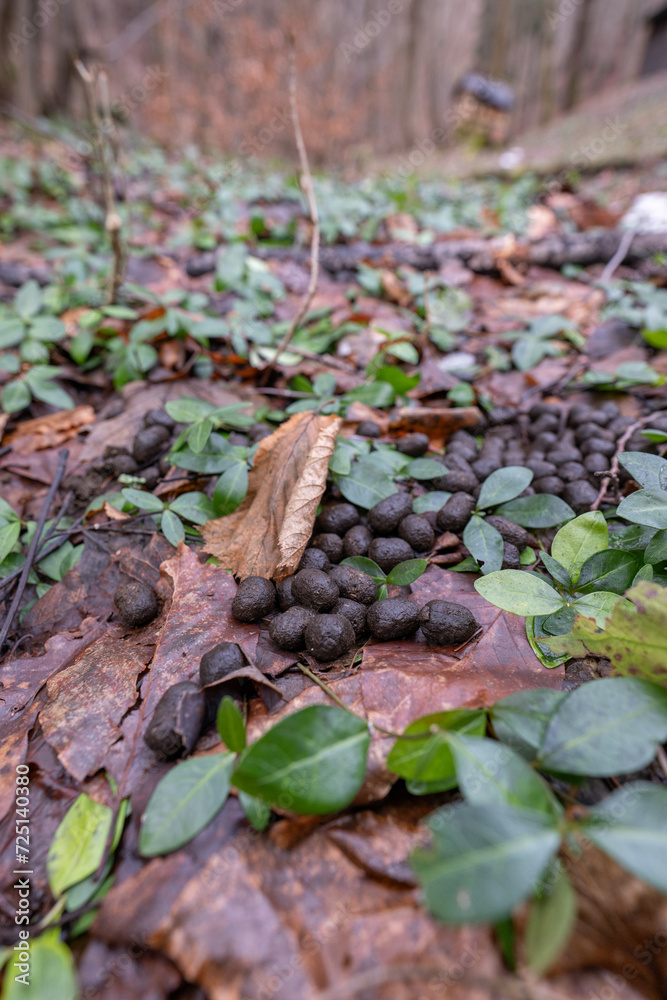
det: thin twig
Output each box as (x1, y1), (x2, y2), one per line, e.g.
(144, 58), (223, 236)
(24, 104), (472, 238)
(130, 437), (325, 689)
(259, 38), (320, 383)
(278, 347), (356, 373)
(0, 450), (68, 654)
(75, 59), (125, 304)
(296, 661), (449, 741)
(591, 414), (655, 510)
(520, 359), (588, 402)
(296, 662), (354, 714)
(599, 227), (638, 285)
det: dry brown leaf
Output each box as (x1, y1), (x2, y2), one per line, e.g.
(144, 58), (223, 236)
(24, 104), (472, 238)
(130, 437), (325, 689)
(380, 270), (412, 307)
(0, 626), (103, 820)
(95, 797), (503, 1000)
(202, 411), (342, 580)
(103, 500), (130, 521)
(5, 405), (95, 453)
(525, 204), (560, 241)
(497, 257), (525, 286)
(389, 406), (481, 449)
(343, 402), (390, 435)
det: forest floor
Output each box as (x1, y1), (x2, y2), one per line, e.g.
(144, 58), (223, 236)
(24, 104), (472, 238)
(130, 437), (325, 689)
(0, 116), (667, 1000)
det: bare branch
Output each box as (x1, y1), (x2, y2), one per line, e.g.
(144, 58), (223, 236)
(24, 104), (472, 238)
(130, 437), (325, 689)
(260, 38), (320, 382)
(75, 59), (125, 304)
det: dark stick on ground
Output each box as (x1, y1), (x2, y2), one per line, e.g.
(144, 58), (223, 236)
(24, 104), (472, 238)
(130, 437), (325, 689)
(0, 449), (69, 654)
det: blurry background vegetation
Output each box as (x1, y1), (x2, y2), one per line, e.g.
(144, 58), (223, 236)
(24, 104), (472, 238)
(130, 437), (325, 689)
(1, 0), (667, 165)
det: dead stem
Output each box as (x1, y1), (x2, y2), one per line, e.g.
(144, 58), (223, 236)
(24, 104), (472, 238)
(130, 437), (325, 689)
(260, 37), (320, 383)
(74, 59), (125, 304)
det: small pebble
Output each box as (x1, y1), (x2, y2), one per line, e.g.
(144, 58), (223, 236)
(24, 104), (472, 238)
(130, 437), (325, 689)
(305, 614), (355, 661)
(398, 514), (435, 552)
(132, 425), (171, 465)
(366, 598), (420, 640)
(418, 599), (479, 645)
(311, 533), (344, 563)
(396, 433), (430, 457)
(269, 606), (314, 651)
(298, 548), (331, 573)
(231, 576), (276, 622)
(368, 537), (414, 573)
(343, 524), (373, 557)
(292, 568), (339, 611)
(357, 420), (381, 438)
(114, 580), (159, 627)
(200, 642), (246, 686)
(144, 682), (205, 760)
(368, 493), (414, 535)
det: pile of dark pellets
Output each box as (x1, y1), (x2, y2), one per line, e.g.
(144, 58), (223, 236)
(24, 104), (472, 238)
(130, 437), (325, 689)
(65, 407), (271, 505)
(417, 398), (666, 512)
(108, 396), (667, 760)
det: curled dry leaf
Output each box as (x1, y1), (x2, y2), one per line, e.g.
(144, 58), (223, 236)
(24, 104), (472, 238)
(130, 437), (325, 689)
(202, 411), (342, 581)
(4, 405), (95, 453)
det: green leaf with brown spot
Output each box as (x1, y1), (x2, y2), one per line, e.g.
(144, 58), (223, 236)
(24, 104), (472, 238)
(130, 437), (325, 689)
(541, 580), (667, 687)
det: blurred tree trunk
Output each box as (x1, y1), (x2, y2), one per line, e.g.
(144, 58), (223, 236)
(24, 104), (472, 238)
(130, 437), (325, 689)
(564, 0), (595, 110)
(0, 0), (659, 161)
